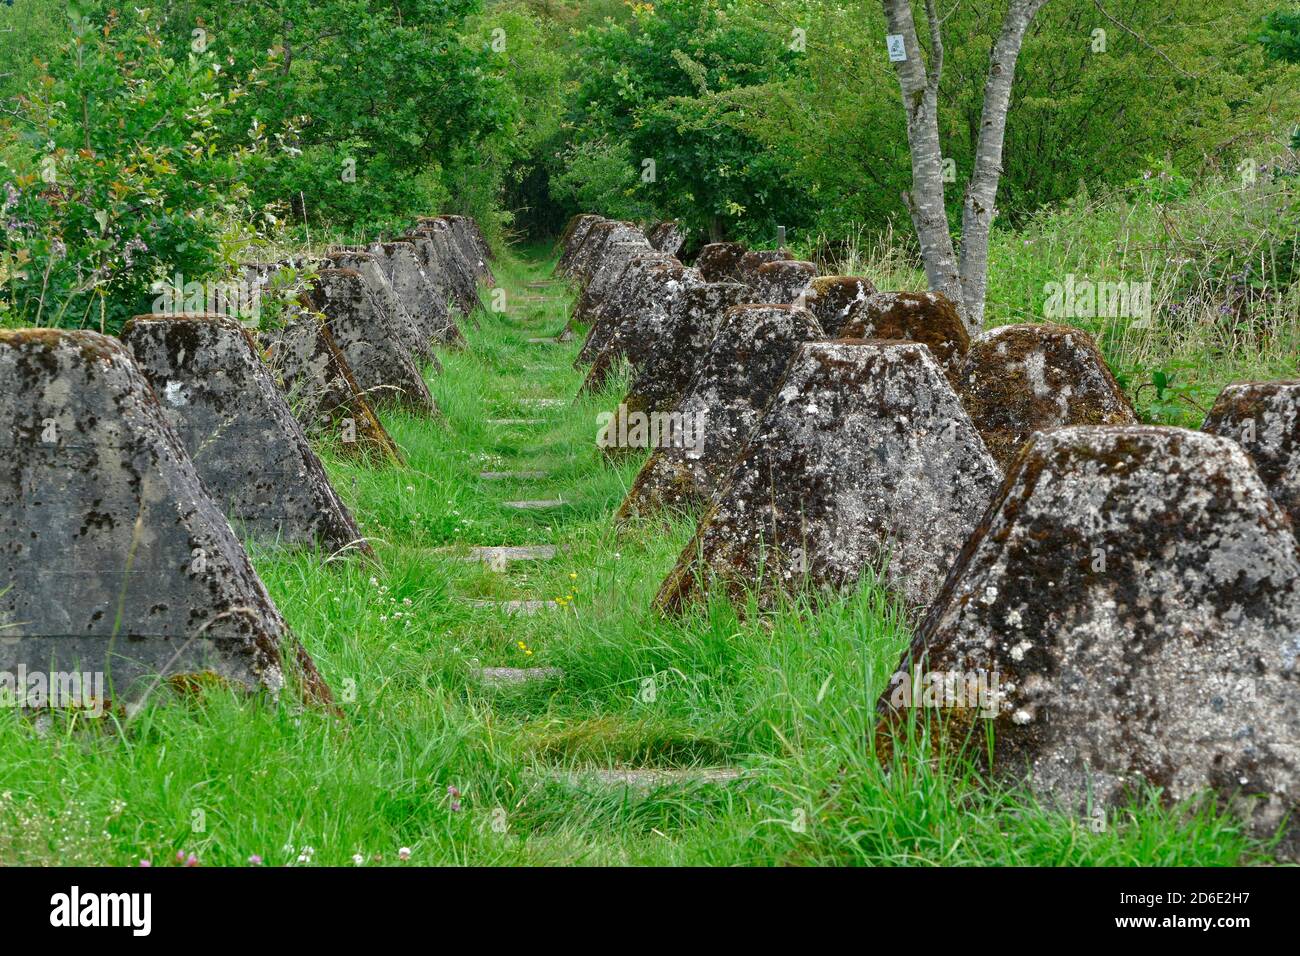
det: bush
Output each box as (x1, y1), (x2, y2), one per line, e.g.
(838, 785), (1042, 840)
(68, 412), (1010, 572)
(0, 5), (263, 332)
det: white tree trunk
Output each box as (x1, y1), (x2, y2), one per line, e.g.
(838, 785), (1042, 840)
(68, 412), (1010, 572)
(882, 0), (1048, 331)
(882, 0), (961, 307)
(957, 0), (1047, 329)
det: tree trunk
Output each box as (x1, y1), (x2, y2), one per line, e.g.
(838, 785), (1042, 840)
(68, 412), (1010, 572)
(882, 0), (1048, 332)
(881, 0), (961, 307)
(957, 0), (1046, 329)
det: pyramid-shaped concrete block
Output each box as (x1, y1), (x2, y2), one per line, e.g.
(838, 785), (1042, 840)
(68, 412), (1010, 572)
(579, 260), (690, 392)
(803, 277), (877, 336)
(839, 291), (969, 385)
(432, 215), (494, 284)
(263, 316), (404, 466)
(694, 242), (748, 282)
(566, 220), (621, 284)
(755, 260), (817, 304)
(305, 269), (438, 414)
(879, 426), (1300, 856)
(123, 314), (369, 556)
(647, 220), (687, 256)
(0, 329), (329, 702)
(556, 215), (605, 276)
(1203, 380), (1300, 529)
(572, 222), (649, 287)
(654, 341), (1001, 615)
(734, 249), (794, 287)
(432, 215), (493, 286)
(616, 304), (824, 519)
(958, 323), (1136, 469)
(571, 240), (658, 332)
(368, 241), (464, 346)
(329, 249), (442, 368)
(404, 226), (484, 318)
(622, 280), (751, 417)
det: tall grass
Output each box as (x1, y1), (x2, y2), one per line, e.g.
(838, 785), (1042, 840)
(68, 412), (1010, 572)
(0, 242), (1273, 866)
(814, 162), (1300, 426)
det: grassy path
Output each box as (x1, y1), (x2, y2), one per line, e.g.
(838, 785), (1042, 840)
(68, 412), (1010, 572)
(0, 244), (1265, 866)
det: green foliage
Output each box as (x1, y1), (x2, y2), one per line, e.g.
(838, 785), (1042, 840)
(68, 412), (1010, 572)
(171, 0), (506, 236)
(0, 249), (1274, 866)
(1259, 9), (1300, 62)
(554, 0), (807, 243)
(459, 3), (572, 242)
(549, 0), (1300, 245)
(1258, 8), (1300, 147)
(0, 0), (65, 104)
(0, 5), (262, 332)
(981, 160), (1300, 426)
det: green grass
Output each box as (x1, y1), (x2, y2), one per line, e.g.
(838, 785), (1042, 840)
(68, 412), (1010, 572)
(0, 242), (1274, 867)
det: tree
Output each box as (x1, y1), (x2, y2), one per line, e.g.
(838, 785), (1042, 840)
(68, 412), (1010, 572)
(882, 0), (1048, 330)
(556, 0), (804, 244)
(1259, 8), (1300, 148)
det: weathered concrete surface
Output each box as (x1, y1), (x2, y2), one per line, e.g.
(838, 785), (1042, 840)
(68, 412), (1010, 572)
(0, 329), (329, 703)
(647, 220), (687, 256)
(123, 314), (368, 555)
(262, 316), (404, 466)
(734, 249), (794, 288)
(803, 277), (877, 337)
(572, 249), (671, 363)
(622, 280), (751, 417)
(367, 241), (464, 347)
(404, 226), (484, 319)
(473, 666), (563, 689)
(694, 242), (748, 282)
(421, 214), (493, 287)
(438, 544), (557, 571)
(551, 766), (746, 792)
(435, 215), (494, 284)
(569, 221), (648, 287)
(328, 249), (441, 368)
(654, 341), (1001, 615)
(754, 260), (818, 305)
(571, 240), (658, 333)
(557, 214), (604, 277)
(958, 323), (1136, 469)
(1203, 381), (1300, 530)
(579, 260), (691, 394)
(305, 268), (438, 414)
(880, 426), (1300, 857)
(566, 220), (620, 285)
(616, 304), (824, 520)
(839, 291), (969, 386)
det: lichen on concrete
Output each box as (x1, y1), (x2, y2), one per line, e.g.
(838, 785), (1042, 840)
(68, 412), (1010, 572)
(693, 242), (748, 283)
(839, 291), (969, 385)
(802, 276), (877, 336)
(0, 328), (330, 704)
(754, 260), (818, 305)
(1203, 380), (1300, 529)
(617, 304), (823, 520)
(958, 322), (1136, 469)
(654, 341), (1001, 615)
(305, 268), (439, 414)
(123, 313), (370, 556)
(879, 425), (1300, 857)
(622, 280), (751, 417)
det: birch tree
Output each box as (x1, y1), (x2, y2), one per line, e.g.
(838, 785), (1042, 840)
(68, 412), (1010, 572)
(882, 0), (1048, 331)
